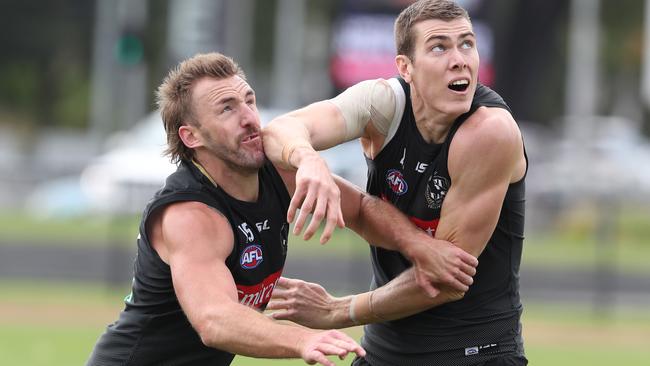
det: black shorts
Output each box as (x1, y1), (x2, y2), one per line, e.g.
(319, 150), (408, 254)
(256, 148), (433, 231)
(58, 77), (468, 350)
(350, 355), (528, 366)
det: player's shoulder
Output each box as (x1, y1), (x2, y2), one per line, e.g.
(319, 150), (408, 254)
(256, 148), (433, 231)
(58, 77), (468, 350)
(455, 107), (521, 156)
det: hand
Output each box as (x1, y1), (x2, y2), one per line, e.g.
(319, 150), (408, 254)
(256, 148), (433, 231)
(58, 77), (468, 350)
(298, 329), (366, 366)
(267, 277), (345, 329)
(289, 150), (345, 244)
(406, 239), (478, 297)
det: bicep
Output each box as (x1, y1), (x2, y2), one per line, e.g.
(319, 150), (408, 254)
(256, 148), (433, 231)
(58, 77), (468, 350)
(434, 178), (509, 257)
(434, 110), (522, 257)
(160, 203), (238, 325)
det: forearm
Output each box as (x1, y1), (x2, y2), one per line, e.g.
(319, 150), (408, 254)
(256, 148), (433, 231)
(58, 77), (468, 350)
(199, 301), (310, 358)
(330, 268), (464, 327)
(350, 193), (442, 259)
(263, 102), (350, 169)
(263, 116), (314, 170)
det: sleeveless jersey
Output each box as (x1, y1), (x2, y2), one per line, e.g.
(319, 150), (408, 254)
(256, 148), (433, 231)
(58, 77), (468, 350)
(362, 79), (527, 366)
(87, 160), (290, 366)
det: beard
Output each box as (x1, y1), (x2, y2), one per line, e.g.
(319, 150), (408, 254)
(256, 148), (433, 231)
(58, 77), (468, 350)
(203, 130), (265, 174)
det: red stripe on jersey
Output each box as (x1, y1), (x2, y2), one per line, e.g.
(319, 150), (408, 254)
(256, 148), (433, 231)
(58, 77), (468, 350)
(236, 268), (283, 309)
(409, 216), (440, 237)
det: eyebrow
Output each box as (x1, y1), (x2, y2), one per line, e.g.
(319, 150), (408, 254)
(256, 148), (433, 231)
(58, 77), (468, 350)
(425, 31), (475, 43)
(216, 96), (236, 106)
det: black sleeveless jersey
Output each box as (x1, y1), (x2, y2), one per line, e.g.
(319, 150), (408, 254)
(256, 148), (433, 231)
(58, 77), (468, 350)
(362, 79), (527, 366)
(87, 160), (290, 366)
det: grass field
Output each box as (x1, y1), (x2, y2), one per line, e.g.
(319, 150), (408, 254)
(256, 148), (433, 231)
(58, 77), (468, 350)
(0, 280), (649, 366)
(0, 206), (648, 365)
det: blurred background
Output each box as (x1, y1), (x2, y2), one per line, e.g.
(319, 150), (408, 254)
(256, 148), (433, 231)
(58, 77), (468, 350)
(0, 0), (649, 365)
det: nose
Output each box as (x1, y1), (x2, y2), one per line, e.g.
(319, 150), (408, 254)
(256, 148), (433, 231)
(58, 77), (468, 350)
(449, 47), (467, 70)
(239, 102), (260, 128)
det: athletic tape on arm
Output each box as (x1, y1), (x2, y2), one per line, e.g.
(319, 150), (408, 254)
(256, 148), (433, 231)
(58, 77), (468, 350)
(329, 79), (398, 141)
(382, 78), (406, 150)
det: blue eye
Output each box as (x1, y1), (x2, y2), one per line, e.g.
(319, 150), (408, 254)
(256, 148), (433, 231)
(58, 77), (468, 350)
(432, 45), (445, 52)
(461, 40), (474, 49)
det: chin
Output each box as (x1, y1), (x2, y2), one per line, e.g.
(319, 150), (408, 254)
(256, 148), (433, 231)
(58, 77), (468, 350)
(442, 101), (472, 118)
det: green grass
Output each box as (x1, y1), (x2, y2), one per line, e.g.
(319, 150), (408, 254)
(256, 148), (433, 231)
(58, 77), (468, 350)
(0, 324), (101, 366)
(0, 280), (649, 366)
(525, 346), (649, 366)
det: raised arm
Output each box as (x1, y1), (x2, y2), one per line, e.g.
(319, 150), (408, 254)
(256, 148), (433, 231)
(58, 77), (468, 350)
(149, 201), (364, 365)
(263, 79), (395, 244)
(269, 107), (526, 328)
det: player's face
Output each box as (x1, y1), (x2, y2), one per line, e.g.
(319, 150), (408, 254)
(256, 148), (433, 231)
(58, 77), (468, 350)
(406, 17), (479, 119)
(191, 76), (264, 172)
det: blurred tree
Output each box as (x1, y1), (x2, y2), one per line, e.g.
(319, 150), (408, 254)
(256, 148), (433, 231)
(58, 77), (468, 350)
(482, 0), (569, 126)
(601, 0), (645, 132)
(0, 0), (94, 129)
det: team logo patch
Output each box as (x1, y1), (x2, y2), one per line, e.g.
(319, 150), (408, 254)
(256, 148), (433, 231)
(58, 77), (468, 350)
(240, 245), (263, 269)
(386, 169), (408, 196)
(425, 172), (449, 209)
(237, 269), (282, 309)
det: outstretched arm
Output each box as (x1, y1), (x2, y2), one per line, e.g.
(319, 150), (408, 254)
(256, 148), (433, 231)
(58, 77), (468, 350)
(268, 107), (527, 328)
(263, 79), (394, 244)
(276, 166), (478, 297)
(150, 201), (364, 365)
(267, 79), (480, 295)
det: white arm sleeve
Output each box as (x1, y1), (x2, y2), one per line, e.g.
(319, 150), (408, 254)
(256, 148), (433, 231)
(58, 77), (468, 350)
(328, 79), (399, 141)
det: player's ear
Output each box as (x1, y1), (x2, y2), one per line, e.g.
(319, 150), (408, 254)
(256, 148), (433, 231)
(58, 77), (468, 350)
(396, 55), (413, 83)
(178, 123), (202, 149)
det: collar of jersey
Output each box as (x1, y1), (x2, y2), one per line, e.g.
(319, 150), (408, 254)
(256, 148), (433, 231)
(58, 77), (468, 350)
(191, 159), (219, 189)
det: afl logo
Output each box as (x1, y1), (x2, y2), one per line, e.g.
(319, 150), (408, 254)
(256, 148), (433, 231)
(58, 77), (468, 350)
(240, 245), (263, 269)
(425, 173), (449, 209)
(386, 169), (408, 196)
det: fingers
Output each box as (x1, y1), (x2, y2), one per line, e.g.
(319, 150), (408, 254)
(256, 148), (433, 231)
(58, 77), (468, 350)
(459, 262), (476, 276)
(309, 352), (335, 366)
(302, 331), (366, 366)
(459, 260), (477, 278)
(459, 250), (479, 267)
(294, 190), (316, 236)
(304, 197), (327, 241)
(415, 270), (440, 298)
(318, 205), (340, 244)
(266, 298), (292, 311)
(287, 184), (306, 224)
(329, 331), (366, 357)
(269, 309), (293, 321)
(277, 276), (296, 288)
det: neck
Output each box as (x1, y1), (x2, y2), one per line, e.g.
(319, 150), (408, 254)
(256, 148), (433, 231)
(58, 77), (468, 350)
(193, 156), (259, 202)
(410, 89), (458, 144)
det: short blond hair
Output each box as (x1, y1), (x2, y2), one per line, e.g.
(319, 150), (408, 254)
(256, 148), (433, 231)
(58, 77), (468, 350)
(156, 53), (246, 164)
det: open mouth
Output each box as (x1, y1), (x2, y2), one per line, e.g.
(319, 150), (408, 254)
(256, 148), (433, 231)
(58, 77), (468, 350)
(448, 79), (469, 92)
(242, 133), (259, 143)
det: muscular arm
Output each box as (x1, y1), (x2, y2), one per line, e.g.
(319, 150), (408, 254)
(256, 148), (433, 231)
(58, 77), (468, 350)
(151, 201), (363, 363)
(269, 107), (526, 328)
(276, 167), (477, 296)
(263, 79), (395, 168)
(348, 107), (526, 324)
(262, 79), (395, 244)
